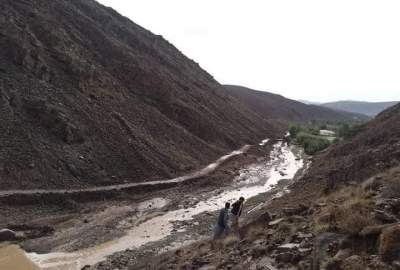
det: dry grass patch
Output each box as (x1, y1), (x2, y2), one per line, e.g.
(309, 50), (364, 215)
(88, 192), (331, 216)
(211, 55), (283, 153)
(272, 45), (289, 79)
(314, 186), (377, 235)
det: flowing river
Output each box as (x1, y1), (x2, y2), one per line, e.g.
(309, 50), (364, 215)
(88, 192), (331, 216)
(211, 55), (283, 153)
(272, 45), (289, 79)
(0, 140), (303, 270)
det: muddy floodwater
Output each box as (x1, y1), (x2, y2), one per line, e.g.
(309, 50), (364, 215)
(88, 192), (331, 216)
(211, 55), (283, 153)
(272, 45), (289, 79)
(0, 244), (39, 270)
(2, 140), (303, 270)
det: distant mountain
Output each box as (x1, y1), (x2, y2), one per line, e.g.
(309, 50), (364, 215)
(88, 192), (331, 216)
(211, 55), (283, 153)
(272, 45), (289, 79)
(321, 101), (399, 117)
(298, 100), (322, 105)
(225, 85), (367, 123)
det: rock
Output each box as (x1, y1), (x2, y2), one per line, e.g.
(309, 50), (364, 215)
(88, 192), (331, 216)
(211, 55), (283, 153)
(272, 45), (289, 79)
(325, 258), (343, 270)
(276, 252), (294, 263)
(265, 229), (276, 236)
(251, 246), (267, 258)
(392, 260), (400, 270)
(297, 232), (313, 239)
(198, 265), (216, 270)
(278, 243), (300, 251)
(368, 255), (394, 270)
(374, 209), (398, 223)
(257, 257), (277, 270)
(282, 205), (308, 216)
(334, 248), (352, 261)
(252, 239), (265, 246)
(342, 255), (366, 270)
(299, 248), (313, 254)
(313, 233), (346, 270)
(298, 260), (312, 270)
(300, 239), (312, 248)
(359, 223), (397, 236)
(0, 229), (17, 242)
(362, 177), (382, 191)
(269, 218), (285, 226)
(379, 224), (400, 262)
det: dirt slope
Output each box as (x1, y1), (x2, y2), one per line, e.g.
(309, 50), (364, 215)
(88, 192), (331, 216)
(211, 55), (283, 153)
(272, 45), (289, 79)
(0, 0), (280, 190)
(225, 85), (368, 123)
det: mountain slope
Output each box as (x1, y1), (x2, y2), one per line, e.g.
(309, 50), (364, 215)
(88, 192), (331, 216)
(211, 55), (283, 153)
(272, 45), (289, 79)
(0, 0), (279, 190)
(322, 100), (399, 117)
(225, 85), (367, 123)
(299, 102), (400, 192)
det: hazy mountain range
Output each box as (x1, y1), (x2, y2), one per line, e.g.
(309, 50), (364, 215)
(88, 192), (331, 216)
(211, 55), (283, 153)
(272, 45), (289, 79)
(299, 100), (399, 117)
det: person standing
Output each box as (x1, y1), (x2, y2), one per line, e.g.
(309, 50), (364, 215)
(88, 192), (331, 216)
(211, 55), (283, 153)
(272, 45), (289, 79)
(231, 197), (245, 230)
(213, 202), (230, 240)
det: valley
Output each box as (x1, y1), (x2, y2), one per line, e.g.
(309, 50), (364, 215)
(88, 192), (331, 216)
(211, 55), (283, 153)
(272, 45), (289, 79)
(1, 138), (304, 270)
(1, 0), (399, 269)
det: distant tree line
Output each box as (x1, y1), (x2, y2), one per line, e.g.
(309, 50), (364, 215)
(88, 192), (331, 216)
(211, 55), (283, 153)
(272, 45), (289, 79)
(288, 121), (367, 155)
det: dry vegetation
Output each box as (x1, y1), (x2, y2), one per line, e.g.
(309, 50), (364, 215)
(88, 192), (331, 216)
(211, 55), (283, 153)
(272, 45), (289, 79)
(314, 186), (378, 235)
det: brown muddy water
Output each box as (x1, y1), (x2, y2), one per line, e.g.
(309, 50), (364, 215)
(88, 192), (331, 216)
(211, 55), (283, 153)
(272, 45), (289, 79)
(0, 244), (39, 270)
(1, 140), (304, 270)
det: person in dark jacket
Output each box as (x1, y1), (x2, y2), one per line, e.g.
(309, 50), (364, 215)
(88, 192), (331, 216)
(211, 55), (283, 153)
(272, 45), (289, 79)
(231, 197), (245, 230)
(213, 202), (230, 240)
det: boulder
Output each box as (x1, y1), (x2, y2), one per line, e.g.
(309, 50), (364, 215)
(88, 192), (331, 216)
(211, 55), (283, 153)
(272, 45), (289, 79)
(379, 224), (400, 262)
(0, 229), (17, 242)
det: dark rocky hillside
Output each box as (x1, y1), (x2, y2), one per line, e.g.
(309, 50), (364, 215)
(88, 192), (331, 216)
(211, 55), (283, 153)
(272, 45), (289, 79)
(0, 0), (280, 190)
(225, 85), (367, 123)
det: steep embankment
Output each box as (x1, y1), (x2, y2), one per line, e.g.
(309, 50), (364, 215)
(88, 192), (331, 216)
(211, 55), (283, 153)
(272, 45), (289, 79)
(225, 85), (367, 123)
(322, 100), (399, 117)
(0, 0), (280, 190)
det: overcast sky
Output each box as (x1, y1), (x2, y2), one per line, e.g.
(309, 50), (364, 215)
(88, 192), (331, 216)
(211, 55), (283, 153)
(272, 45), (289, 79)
(97, 0), (400, 102)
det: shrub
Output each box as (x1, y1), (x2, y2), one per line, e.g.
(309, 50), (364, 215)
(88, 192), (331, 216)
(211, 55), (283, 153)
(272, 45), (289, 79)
(289, 125), (302, 139)
(338, 123), (366, 140)
(296, 132), (331, 155)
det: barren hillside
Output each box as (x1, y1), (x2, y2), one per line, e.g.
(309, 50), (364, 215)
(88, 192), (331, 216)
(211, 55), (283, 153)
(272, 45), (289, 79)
(0, 0), (279, 190)
(225, 85), (367, 123)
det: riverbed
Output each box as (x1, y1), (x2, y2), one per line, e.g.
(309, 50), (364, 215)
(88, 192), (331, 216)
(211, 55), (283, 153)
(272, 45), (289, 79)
(0, 140), (303, 270)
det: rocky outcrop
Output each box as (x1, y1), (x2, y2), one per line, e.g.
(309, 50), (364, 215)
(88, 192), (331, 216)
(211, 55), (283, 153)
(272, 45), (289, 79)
(0, 229), (17, 242)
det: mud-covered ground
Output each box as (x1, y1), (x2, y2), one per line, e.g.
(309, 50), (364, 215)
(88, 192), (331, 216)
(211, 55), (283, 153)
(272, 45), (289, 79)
(1, 139), (306, 270)
(85, 142), (305, 270)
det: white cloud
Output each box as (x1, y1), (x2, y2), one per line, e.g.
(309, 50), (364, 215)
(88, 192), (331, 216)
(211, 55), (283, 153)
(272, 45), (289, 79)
(97, 0), (400, 102)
